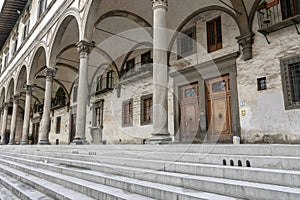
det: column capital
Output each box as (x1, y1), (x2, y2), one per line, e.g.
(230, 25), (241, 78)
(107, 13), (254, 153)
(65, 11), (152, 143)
(13, 94), (21, 104)
(44, 67), (57, 82)
(24, 84), (34, 95)
(236, 32), (254, 61)
(76, 40), (95, 57)
(152, 0), (168, 10)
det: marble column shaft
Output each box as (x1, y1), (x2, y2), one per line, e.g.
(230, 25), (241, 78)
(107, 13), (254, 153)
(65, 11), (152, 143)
(0, 103), (9, 144)
(21, 85), (33, 145)
(73, 40), (94, 144)
(8, 95), (20, 145)
(151, 0), (171, 142)
(39, 67), (56, 145)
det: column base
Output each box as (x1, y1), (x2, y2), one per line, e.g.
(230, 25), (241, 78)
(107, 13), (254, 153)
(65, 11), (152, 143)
(146, 133), (172, 145)
(21, 141), (29, 145)
(72, 138), (89, 145)
(8, 141), (15, 145)
(38, 140), (51, 145)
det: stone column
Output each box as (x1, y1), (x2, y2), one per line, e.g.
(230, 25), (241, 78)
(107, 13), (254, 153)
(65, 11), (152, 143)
(236, 32), (254, 61)
(38, 67), (57, 145)
(0, 103), (9, 144)
(73, 40), (94, 144)
(21, 85), (33, 145)
(149, 0), (171, 143)
(8, 95), (20, 145)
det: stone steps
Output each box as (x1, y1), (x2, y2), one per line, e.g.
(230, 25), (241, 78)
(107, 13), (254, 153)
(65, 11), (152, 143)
(4, 145), (300, 170)
(4, 149), (300, 187)
(1, 149), (300, 199)
(0, 158), (155, 200)
(0, 155), (237, 200)
(0, 162), (94, 200)
(5, 144), (300, 156)
(0, 175), (22, 200)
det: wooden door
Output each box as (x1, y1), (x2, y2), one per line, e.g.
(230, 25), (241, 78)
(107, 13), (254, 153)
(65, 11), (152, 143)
(70, 114), (76, 143)
(32, 123), (39, 144)
(206, 75), (232, 142)
(179, 83), (200, 142)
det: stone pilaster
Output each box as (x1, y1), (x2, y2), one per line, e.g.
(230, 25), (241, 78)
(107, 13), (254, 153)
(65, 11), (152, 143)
(8, 94), (20, 145)
(21, 85), (33, 145)
(0, 102), (9, 144)
(73, 40), (94, 145)
(39, 67), (57, 145)
(149, 0), (171, 144)
(236, 32), (254, 61)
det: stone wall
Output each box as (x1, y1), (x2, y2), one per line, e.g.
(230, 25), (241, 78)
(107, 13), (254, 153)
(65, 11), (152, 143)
(237, 20), (300, 143)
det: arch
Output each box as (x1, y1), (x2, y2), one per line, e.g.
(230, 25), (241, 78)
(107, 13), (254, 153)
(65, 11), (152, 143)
(120, 42), (152, 72)
(28, 44), (48, 83)
(84, 7), (152, 41)
(167, 5), (241, 64)
(0, 88), (5, 107)
(35, 76), (70, 100)
(89, 62), (111, 87)
(249, 0), (263, 30)
(15, 65), (27, 93)
(49, 8), (81, 67)
(94, 10), (152, 29)
(5, 78), (15, 102)
(93, 46), (120, 80)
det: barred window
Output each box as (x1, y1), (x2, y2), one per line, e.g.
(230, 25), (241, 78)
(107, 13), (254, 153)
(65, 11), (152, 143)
(141, 94), (153, 125)
(177, 26), (196, 58)
(281, 56), (300, 109)
(122, 99), (133, 127)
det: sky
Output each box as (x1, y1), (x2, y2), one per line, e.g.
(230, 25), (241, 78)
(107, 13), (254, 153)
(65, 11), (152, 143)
(0, 0), (3, 13)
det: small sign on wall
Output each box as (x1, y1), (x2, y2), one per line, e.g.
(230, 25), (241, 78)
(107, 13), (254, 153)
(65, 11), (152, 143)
(241, 109), (246, 117)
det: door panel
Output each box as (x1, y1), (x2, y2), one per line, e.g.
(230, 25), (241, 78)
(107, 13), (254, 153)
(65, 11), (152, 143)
(70, 114), (76, 143)
(206, 75), (232, 142)
(180, 83), (200, 142)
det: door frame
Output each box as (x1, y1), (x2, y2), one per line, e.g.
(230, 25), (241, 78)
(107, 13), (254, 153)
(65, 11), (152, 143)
(170, 52), (240, 143)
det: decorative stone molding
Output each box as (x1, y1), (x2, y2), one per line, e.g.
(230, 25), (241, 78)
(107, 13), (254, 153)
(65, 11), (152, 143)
(22, 8), (30, 24)
(76, 40), (95, 58)
(44, 67), (57, 82)
(236, 32), (254, 61)
(4, 47), (9, 54)
(152, 0), (168, 10)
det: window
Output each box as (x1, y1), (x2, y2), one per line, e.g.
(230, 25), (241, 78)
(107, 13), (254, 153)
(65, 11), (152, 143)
(122, 99), (133, 127)
(125, 58), (135, 72)
(280, 0), (300, 20)
(141, 94), (153, 125)
(13, 39), (18, 55)
(96, 71), (114, 92)
(73, 85), (78, 103)
(177, 26), (196, 58)
(4, 53), (9, 68)
(281, 56), (300, 109)
(38, 0), (47, 19)
(141, 51), (152, 65)
(22, 20), (30, 41)
(207, 16), (222, 53)
(257, 77), (267, 91)
(52, 87), (66, 107)
(56, 116), (61, 134)
(94, 100), (104, 127)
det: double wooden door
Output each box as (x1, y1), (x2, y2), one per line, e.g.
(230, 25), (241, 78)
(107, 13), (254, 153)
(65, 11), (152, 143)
(206, 75), (232, 142)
